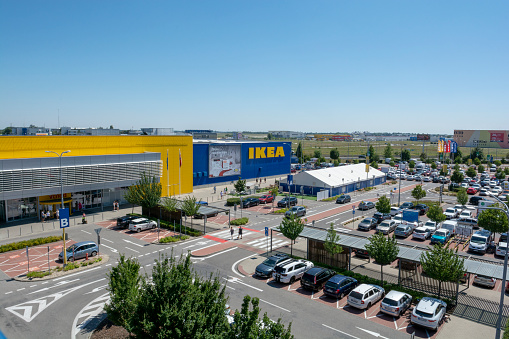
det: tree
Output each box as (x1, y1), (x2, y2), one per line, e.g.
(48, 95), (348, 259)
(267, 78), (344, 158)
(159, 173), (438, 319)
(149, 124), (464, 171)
(278, 213), (304, 257)
(470, 146), (484, 161)
(365, 233), (399, 287)
(427, 205), (447, 225)
(496, 171), (506, 181)
(160, 196), (180, 224)
(109, 125), (114, 129)
(478, 164), (485, 173)
(420, 152), (427, 161)
(411, 185), (426, 202)
(324, 224), (343, 267)
(370, 161), (378, 168)
(368, 145), (379, 162)
(431, 162), (437, 170)
(457, 188), (468, 206)
(375, 195), (391, 214)
(389, 161), (395, 167)
(478, 207), (509, 235)
(384, 144), (393, 159)
(313, 150), (321, 158)
(495, 160), (502, 167)
(453, 164), (460, 171)
(451, 170), (464, 184)
(330, 149), (340, 160)
(123, 184), (140, 214)
(181, 196), (201, 230)
(125, 173), (162, 217)
(454, 148), (463, 162)
(473, 158), (481, 166)
(409, 161), (415, 170)
(296, 142), (303, 161)
(420, 243), (465, 299)
(333, 159), (339, 167)
(104, 255), (142, 332)
(234, 178), (247, 193)
(466, 167), (477, 178)
(401, 149), (411, 162)
(270, 186), (279, 211)
(267, 133), (273, 140)
(2, 127), (12, 135)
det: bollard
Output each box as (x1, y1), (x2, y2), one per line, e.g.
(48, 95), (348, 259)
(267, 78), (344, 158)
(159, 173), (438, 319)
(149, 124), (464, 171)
(42, 223), (45, 232)
(86, 252), (89, 261)
(31, 225), (33, 233)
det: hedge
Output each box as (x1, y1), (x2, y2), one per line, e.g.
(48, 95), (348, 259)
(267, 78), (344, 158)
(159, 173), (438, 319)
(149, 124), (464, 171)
(230, 218), (249, 226)
(0, 235), (64, 254)
(160, 235), (190, 243)
(273, 208), (288, 214)
(26, 270), (51, 278)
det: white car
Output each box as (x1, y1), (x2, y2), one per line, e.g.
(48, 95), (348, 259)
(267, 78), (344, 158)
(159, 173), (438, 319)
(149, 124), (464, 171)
(491, 186), (502, 195)
(128, 218), (157, 232)
(413, 227), (431, 240)
(460, 183), (469, 189)
(272, 259), (313, 284)
(444, 207), (458, 219)
(392, 214), (404, 225)
(390, 207), (400, 216)
(411, 297), (447, 330)
(347, 284), (385, 310)
(423, 221), (438, 233)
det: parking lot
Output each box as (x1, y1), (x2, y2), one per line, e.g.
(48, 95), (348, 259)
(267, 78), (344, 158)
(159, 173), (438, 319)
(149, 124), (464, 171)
(96, 220), (179, 244)
(0, 240), (77, 278)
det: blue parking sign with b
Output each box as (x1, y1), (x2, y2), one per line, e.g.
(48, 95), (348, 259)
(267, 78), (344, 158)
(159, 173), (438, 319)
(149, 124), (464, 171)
(59, 208), (69, 228)
(265, 227), (269, 236)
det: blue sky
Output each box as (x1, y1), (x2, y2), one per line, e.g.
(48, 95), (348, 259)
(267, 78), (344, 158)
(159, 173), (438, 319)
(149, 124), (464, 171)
(1, 1), (508, 134)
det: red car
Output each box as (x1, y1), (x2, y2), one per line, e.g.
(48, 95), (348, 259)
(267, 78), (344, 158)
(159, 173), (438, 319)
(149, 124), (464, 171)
(259, 195), (274, 204)
(467, 187), (477, 195)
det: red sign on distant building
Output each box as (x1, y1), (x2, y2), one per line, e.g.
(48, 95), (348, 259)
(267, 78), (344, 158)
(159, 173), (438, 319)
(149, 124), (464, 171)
(417, 134), (430, 141)
(490, 132), (504, 142)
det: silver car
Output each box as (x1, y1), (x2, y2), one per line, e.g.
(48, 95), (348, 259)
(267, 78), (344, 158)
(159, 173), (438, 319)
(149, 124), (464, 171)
(376, 220), (397, 235)
(380, 290), (412, 318)
(411, 297), (447, 330)
(128, 218), (157, 232)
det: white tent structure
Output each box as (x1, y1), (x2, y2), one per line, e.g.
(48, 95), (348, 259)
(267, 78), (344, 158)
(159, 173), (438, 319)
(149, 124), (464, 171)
(280, 163), (386, 199)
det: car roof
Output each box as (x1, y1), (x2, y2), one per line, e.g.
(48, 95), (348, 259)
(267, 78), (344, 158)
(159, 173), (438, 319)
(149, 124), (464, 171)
(131, 218), (147, 222)
(305, 267), (326, 275)
(385, 290), (410, 300)
(74, 241), (96, 246)
(328, 274), (352, 283)
(416, 297), (446, 312)
(353, 284), (378, 293)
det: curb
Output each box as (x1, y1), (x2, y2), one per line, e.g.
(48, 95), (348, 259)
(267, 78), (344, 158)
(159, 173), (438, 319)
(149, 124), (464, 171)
(14, 254), (110, 282)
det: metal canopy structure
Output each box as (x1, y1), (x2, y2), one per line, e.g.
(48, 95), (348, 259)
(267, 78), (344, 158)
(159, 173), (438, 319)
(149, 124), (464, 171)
(297, 226), (509, 280)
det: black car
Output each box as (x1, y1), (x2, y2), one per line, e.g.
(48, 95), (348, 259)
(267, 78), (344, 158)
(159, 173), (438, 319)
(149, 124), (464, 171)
(241, 198), (260, 208)
(300, 267), (336, 291)
(413, 204), (429, 215)
(116, 215), (138, 228)
(373, 212), (391, 224)
(358, 201), (375, 210)
(399, 202), (414, 210)
(255, 254), (290, 278)
(277, 196), (298, 208)
(336, 195), (351, 204)
(432, 176), (440, 183)
(469, 196), (486, 206)
(358, 218), (377, 231)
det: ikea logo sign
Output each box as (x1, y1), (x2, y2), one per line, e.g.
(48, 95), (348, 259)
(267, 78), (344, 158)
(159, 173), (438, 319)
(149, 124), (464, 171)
(248, 147), (285, 159)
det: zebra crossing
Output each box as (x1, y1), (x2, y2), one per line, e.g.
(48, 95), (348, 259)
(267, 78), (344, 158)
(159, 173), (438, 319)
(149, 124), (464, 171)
(209, 229), (255, 240)
(245, 238), (289, 250)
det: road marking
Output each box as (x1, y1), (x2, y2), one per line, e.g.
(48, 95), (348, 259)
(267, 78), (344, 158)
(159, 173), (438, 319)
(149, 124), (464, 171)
(356, 327), (391, 339)
(102, 238), (114, 243)
(122, 239), (144, 248)
(83, 285), (108, 295)
(5, 291), (13, 295)
(125, 247), (140, 253)
(53, 266), (102, 281)
(224, 276), (263, 292)
(81, 230), (92, 235)
(101, 244), (118, 253)
(231, 254), (258, 277)
(72, 292), (110, 339)
(194, 247), (238, 261)
(17, 288), (26, 291)
(29, 285), (37, 288)
(259, 299), (290, 312)
(322, 324), (360, 339)
(105, 264), (112, 266)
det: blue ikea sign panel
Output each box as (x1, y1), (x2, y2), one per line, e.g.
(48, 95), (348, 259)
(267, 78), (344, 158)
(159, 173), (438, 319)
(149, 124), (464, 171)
(403, 210), (419, 223)
(193, 142), (291, 186)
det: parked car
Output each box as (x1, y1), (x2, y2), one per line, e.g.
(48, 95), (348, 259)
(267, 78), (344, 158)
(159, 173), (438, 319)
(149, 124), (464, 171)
(277, 196), (298, 208)
(336, 195), (351, 204)
(468, 229), (493, 255)
(258, 195), (274, 204)
(272, 259), (314, 284)
(323, 274), (358, 299)
(358, 201), (375, 210)
(467, 187), (478, 195)
(373, 212), (391, 224)
(413, 227), (431, 240)
(399, 202), (414, 210)
(128, 218), (157, 233)
(255, 254), (290, 278)
(423, 221), (438, 233)
(413, 204), (429, 216)
(357, 218), (377, 231)
(380, 290), (412, 318)
(285, 206), (306, 218)
(301, 267), (336, 291)
(116, 215), (138, 228)
(430, 229), (451, 245)
(347, 284), (385, 310)
(377, 220), (397, 235)
(241, 198), (260, 208)
(410, 297), (447, 330)
(58, 241), (98, 262)
(444, 207), (458, 219)
(469, 196), (486, 206)
(390, 207), (400, 216)
(394, 224), (413, 238)
(496, 233), (508, 258)
(473, 274), (496, 288)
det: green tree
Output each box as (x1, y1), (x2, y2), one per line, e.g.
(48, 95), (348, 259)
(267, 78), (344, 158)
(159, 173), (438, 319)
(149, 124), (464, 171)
(104, 255), (143, 332)
(420, 152), (427, 162)
(384, 144), (393, 159)
(330, 148), (340, 160)
(181, 196), (201, 230)
(234, 178), (247, 193)
(505, 167), (509, 176)
(323, 224), (343, 267)
(454, 148), (463, 162)
(495, 160), (502, 167)
(278, 213), (304, 257)
(160, 196), (180, 231)
(451, 170), (464, 184)
(478, 164), (485, 173)
(267, 133), (273, 140)
(439, 167), (448, 176)
(466, 167), (477, 178)
(296, 142), (303, 161)
(427, 205), (447, 225)
(478, 207), (509, 236)
(473, 158), (481, 166)
(270, 186), (279, 211)
(368, 145), (380, 162)
(457, 188), (468, 206)
(409, 161), (415, 170)
(2, 127), (13, 135)
(431, 162), (437, 170)
(470, 146), (484, 161)
(389, 161), (395, 167)
(313, 150), (321, 158)
(132, 173), (162, 217)
(401, 149), (411, 162)
(453, 164), (460, 171)
(124, 184), (140, 214)
(496, 171), (506, 181)
(420, 243), (465, 299)
(333, 159), (339, 167)
(370, 161), (378, 168)
(375, 195), (391, 214)
(365, 233), (399, 287)
(411, 185), (426, 202)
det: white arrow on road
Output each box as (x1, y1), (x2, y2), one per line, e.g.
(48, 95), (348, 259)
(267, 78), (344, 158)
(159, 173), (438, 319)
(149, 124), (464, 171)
(122, 239), (144, 248)
(83, 284), (108, 295)
(6, 278), (105, 323)
(101, 244), (118, 253)
(356, 327), (391, 339)
(223, 276), (263, 292)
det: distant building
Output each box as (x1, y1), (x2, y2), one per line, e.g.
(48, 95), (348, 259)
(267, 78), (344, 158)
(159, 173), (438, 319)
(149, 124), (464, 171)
(311, 134), (352, 141)
(61, 127), (120, 136)
(269, 131), (306, 139)
(141, 128), (174, 135)
(11, 126), (52, 136)
(185, 130), (217, 140)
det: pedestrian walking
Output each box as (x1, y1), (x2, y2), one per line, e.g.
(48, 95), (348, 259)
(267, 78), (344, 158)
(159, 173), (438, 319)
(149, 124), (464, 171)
(230, 227), (234, 240)
(214, 186), (216, 194)
(220, 191), (223, 199)
(113, 201), (116, 211)
(264, 178), (266, 183)
(46, 210), (51, 220)
(237, 226), (243, 239)
(41, 210), (46, 222)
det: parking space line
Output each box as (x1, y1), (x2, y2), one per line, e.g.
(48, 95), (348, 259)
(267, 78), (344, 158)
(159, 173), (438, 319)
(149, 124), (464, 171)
(322, 324), (360, 339)
(102, 238), (114, 243)
(125, 247), (140, 253)
(5, 291), (13, 295)
(259, 299), (290, 312)
(81, 230), (92, 235)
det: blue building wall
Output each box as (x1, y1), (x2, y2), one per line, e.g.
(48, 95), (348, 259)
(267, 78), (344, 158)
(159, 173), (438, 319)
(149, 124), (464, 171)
(193, 142), (292, 186)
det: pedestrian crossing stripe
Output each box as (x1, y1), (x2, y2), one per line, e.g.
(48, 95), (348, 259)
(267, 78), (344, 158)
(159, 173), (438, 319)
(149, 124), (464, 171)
(246, 238), (289, 249)
(210, 229), (253, 239)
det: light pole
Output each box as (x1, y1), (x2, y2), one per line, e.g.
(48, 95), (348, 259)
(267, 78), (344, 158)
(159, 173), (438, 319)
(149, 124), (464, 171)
(398, 145), (403, 206)
(46, 150), (71, 265)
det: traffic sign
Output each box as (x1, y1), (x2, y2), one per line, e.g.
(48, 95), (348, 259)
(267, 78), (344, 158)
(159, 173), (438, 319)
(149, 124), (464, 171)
(352, 205), (355, 210)
(59, 208), (69, 229)
(265, 227), (269, 236)
(353, 210), (356, 215)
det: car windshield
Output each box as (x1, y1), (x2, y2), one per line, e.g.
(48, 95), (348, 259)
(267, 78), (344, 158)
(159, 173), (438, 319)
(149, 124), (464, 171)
(471, 236), (486, 244)
(415, 309), (434, 318)
(380, 222), (391, 227)
(500, 235), (508, 243)
(396, 226), (407, 232)
(445, 208), (455, 213)
(349, 291), (363, 300)
(325, 281), (339, 289)
(414, 229), (426, 234)
(393, 216), (403, 221)
(382, 298), (398, 306)
(435, 231), (446, 237)
(66, 244), (77, 252)
(262, 259), (277, 267)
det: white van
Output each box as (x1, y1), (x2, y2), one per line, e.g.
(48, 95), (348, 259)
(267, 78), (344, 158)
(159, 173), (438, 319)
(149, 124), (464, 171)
(441, 220), (457, 235)
(459, 210), (473, 219)
(468, 230), (493, 255)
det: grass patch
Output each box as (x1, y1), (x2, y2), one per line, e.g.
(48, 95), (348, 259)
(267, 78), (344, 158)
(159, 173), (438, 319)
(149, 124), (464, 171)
(230, 217), (249, 226)
(412, 200), (441, 208)
(0, 235), (64, 254)
(26, 270), (51, 278)
(160, 235), (190, 243)
(273, 208), (289, 214)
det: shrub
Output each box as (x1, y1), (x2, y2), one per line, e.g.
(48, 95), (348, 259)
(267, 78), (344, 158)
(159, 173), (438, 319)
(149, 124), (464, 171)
(159, 235), (190, 243)
(230, 218), (249, 226)
(273, 208), (288, 214)
(0, 235), (64, 254)
(64, 263), (80, 271)
(26, 270), (51, 278)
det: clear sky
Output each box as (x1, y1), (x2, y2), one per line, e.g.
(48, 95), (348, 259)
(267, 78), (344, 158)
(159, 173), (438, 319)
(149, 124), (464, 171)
(1, 1), (508, 134)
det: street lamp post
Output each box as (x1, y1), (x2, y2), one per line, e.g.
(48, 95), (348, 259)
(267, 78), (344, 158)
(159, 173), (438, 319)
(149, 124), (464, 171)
(46, 150), (71, 265)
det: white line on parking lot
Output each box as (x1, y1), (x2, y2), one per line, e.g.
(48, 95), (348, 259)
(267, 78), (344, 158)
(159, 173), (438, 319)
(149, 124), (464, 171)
(322, 324), (360, 339)
(102, 238), (114, 243)
(125, 247), (140, 253)
(122, 239), (144, 248)
(225, 276), (263, 292)
(356, 327), (391, 339)
(81, 230), (92, 235)
(259, 299), (290, 312)
(5, 291), (13, 295)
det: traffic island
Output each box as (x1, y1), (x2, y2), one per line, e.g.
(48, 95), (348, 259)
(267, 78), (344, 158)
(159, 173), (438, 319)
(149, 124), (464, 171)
(14, 254), (110, 282)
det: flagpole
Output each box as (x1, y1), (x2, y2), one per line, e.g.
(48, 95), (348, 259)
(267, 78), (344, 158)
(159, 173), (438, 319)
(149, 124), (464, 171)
(166, 149), (169, 197)
(179, 149), (181, 197)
